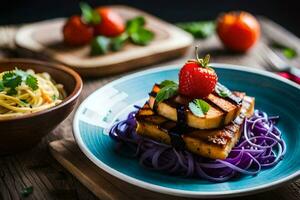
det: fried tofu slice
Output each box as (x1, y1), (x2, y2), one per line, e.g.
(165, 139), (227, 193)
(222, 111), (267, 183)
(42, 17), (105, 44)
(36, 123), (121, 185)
(148, 84), (244, 130)
(136, 96), (255, 160)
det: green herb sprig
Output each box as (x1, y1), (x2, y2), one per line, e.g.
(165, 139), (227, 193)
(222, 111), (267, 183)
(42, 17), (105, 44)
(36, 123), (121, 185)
(0, 69), (39, 95)
(126, 16), (154, 45)
(176, 21), (215, 39)
(155, 80), (178, 102)
(91, 16), (154, 55)
(271, 42), (297, 59)
(188, 99), (210, 117)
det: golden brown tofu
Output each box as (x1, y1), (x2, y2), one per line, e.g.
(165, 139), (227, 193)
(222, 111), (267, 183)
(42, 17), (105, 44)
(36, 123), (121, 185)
(136, 96), (255, 160)
(148, 84), (244, 130)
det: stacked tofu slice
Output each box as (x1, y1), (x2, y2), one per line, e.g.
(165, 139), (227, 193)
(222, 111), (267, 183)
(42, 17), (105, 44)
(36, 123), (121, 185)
(135, 84), (255, 160)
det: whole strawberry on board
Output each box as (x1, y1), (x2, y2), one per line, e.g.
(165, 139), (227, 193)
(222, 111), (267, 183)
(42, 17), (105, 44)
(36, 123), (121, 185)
(179, 47), (218, 98)
(63, 15), (94, 46)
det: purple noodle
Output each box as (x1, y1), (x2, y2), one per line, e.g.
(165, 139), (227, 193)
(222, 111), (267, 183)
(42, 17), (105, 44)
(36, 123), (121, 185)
(109, 108), (286, 182)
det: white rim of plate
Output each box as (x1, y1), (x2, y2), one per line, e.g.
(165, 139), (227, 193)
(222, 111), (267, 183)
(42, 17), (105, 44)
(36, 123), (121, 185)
(73, 63), (300, 198)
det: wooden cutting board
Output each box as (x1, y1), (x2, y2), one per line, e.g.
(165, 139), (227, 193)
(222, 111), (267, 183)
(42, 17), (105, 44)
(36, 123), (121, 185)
(15, 5), (193, 77)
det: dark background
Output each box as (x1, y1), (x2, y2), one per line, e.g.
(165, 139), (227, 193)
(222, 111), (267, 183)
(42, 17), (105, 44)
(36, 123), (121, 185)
(1, 0), (300, 36)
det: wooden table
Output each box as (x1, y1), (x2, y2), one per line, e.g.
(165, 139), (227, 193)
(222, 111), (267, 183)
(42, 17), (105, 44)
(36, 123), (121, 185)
(0, 17), (300, 200)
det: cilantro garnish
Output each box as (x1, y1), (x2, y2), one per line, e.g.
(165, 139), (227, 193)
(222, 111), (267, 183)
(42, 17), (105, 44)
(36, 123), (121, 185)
(0, 80), (4, 92)
(2, 72), (22, 89)
(155, 80), (178, 102)
(25, 75), (38, 91)
(215, 83), (231, 98)
(0, 69), (39, 95)
(188, 99), (210, 117)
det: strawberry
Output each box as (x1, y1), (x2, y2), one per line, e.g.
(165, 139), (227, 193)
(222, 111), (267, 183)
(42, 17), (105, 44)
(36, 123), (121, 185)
(63, 15), (94, 46)
(179, 51), (218, 98)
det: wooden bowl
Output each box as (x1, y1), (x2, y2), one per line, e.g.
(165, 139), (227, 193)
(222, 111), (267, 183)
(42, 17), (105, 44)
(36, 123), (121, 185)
(0, 59), (82, 154)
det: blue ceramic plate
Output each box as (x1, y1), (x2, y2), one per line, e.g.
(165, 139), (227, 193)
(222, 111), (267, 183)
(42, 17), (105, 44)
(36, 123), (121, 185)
(73, 64), (300, 198)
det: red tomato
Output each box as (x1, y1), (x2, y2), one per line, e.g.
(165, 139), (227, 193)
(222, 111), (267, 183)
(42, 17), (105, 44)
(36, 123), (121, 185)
(63, 15), (94, 46)
(94, 7), (125, 37)
(217, 11), (260, 52)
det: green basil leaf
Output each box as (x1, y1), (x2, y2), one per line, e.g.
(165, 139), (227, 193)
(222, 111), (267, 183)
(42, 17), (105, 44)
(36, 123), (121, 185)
(159, 80), (178, 88)
(155, 81), (178, 102)
(21, 186), (33, 198)
(130, 28), (154, 46)
(126, 16), (145, 34)
(91, 36), (111, 55)
(110, 33), (128, 51)
(188, 99), (210, 117)
(26, 75), (38, 91)
(215, 83), (231, 98)
(176, 21), (215, 39)
(125, 16), (154, 46)
(80, 2), (101, 25)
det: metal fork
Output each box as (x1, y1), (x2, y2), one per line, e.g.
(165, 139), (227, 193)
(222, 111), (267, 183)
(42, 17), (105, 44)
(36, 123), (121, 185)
(260, 42), (300, 78)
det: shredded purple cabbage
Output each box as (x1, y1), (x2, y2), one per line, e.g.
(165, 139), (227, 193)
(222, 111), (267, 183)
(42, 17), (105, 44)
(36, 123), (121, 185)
(109, 108), (286, 182)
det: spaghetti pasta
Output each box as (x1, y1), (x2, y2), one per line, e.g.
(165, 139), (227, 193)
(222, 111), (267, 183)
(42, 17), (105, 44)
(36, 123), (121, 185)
(0, 69), (66, 119)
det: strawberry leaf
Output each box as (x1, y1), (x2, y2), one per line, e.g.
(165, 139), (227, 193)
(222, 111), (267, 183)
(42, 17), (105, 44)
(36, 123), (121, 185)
(202, 54), (210, 67)
(80, 2), (101, 25)
(189, 99), (210, 117)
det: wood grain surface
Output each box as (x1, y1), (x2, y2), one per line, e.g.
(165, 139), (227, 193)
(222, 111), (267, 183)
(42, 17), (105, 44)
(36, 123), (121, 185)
(0, 17), (300, 200)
